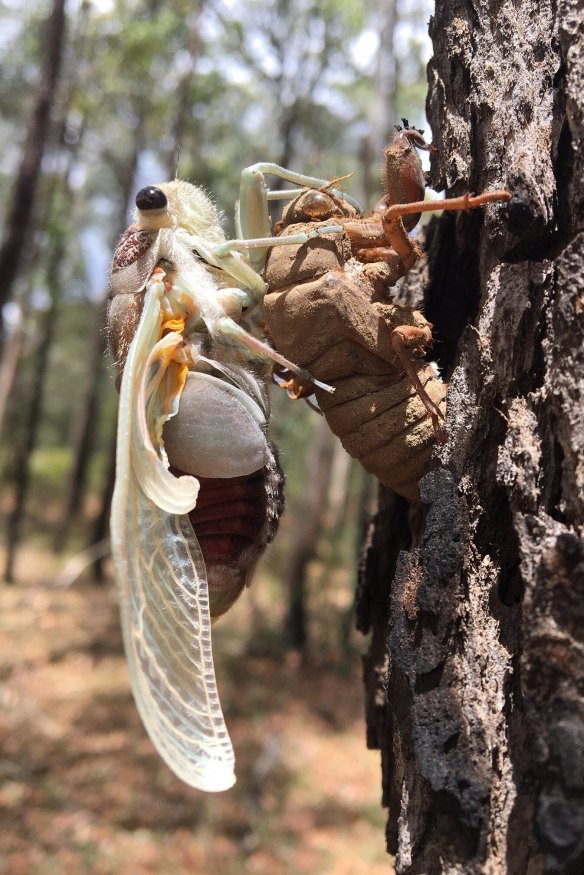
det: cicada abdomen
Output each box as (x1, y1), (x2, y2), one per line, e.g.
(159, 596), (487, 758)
(107, 181), (284, 791)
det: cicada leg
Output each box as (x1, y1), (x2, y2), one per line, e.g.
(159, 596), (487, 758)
(272, 364), (314, 400)
(380, 190), (511, 273)
(215, 316), (336, 395)
(390, 324), (446, 444)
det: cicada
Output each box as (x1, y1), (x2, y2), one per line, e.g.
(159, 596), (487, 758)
(107, 171), (359, 790)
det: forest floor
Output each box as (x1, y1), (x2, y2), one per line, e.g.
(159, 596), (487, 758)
(0, 544), (393, 875)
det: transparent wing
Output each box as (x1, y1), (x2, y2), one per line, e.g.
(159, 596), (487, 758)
(111, 279), (235, 792)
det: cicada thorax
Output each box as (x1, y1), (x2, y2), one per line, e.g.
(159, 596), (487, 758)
(262, 190), (447, 501)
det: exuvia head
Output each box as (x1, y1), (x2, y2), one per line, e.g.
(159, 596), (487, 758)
(394, 118), (437, 154)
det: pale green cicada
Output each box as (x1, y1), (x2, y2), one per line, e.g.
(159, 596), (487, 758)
(107, 169), (360, 790)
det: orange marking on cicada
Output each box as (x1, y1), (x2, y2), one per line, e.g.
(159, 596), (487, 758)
(272, 365), (314, 400)
(162, 317), (186, 334)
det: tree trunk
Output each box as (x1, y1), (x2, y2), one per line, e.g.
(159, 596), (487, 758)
(53, 306), (106, 553)
(164, 2), (202, 178)
(284, 416), (337, 650)
(362, 0), (399, 205)
(55, 125), (144, 552)
(3, 235), (63, 581)
(358, 1), (584, 872)
(0, 301), (27, 436)
(0, 0), (66, 336)
(90, 424), (116, 584)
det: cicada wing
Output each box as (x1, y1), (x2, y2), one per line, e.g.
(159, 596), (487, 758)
(111, 279), (235, 792)
(116, 481), (235, 792)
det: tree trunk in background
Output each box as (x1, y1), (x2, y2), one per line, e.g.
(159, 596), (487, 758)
(0, 303), (27, 436)
(0, 0), (66, 337)
(3, 233), (64, 581)
(53, 306), (106, 553)
(56, 126), (144, 552)
(284, 417), (337, 650)
(164, 1), (202, 178)
(362, 0), (398, 205)
(90, 425), (116, 583)
(358, 1), (584, 872)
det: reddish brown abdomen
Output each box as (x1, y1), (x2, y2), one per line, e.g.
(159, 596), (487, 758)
(170, 455), (284, 618)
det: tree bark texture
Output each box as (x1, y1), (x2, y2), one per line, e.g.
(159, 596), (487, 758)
(358, 1), (584, 872)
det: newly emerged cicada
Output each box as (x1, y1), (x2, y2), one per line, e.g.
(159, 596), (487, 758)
(107, 170), (359, 790)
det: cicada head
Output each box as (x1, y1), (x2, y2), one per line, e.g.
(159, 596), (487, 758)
(134, 180), (226, 246)
(108, 180), (227, 375)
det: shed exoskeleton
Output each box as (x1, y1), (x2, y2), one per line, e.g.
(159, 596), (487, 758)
(262, 121), (510, 500)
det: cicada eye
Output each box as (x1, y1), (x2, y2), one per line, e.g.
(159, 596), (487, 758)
(135, 186), (168, 211)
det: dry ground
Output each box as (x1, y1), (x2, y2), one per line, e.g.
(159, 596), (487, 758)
(0, 546), (393, 874)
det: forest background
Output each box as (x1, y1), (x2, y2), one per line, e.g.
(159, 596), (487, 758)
(0, 0), (432, 872)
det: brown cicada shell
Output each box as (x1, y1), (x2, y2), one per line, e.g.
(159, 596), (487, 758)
(263, 121), (510, 500)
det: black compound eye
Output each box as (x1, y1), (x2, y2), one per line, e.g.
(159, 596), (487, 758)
(135, 186), (167, 211)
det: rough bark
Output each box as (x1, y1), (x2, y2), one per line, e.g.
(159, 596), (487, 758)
(358, 1), (584, 872)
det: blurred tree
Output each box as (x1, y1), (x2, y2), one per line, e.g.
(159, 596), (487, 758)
(55, 126), (144, 554)
(0, 0), (67, 349)
(362, 0), (398, 204)
(2, 0), (93, 578)
(283, 416), (337, 650)
(4, 188), (71, 581)
(163, 0), (204, 178)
